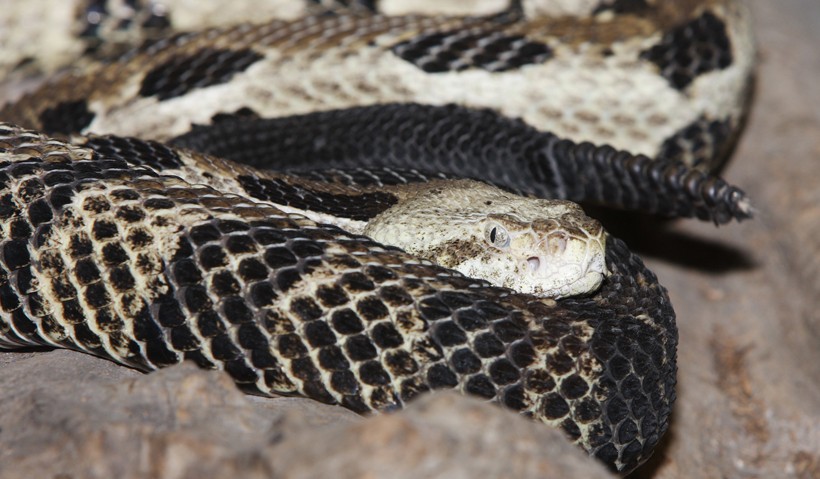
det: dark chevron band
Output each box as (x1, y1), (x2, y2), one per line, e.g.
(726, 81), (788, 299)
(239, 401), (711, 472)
(640, 12), (734, 90)
(139, 47), (264, 100)
(391, 29), (553, 73)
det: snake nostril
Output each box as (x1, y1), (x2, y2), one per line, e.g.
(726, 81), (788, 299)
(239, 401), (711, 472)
(527, 256), (540, 273)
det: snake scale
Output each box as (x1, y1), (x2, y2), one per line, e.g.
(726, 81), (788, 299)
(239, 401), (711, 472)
(0, 0), (755, 474)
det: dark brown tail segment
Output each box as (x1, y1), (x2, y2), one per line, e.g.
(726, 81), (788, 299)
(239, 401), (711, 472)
(171, 103), (752, 224)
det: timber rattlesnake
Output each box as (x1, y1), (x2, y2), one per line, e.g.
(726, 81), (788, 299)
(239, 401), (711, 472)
(0, 0), (755, 473)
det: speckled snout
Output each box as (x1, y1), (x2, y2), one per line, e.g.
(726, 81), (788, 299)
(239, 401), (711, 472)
(512, 213), (609, 299)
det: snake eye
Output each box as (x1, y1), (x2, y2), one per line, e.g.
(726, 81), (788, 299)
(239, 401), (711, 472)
(485, 222), (510, 249)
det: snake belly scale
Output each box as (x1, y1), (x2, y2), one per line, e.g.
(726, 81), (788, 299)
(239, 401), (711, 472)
(0, 0), (756, 473)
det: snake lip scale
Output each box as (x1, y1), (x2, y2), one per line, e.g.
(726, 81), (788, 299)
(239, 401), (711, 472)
(0, 0), (755, 474)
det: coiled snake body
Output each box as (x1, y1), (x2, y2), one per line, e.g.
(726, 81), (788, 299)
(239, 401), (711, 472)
(0, 0), (755, 473)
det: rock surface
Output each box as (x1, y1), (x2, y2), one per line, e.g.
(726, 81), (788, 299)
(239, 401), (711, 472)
(1, 1), (819, 478)
(0, 351), (610, 479)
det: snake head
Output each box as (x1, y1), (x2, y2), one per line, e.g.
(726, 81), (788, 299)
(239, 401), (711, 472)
(468, 203), (608, 298)
(363, 180), (608, 299)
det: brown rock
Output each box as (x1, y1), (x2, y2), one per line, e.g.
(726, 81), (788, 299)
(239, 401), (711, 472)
(0, 351), (611, 479)
(0, 351), (356, 479)
(188, 393), (614, 479)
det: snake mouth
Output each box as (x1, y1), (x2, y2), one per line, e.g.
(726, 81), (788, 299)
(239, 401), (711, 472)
(519, 246), (609, 298)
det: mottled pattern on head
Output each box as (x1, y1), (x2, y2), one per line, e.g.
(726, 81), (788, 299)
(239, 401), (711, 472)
(363, 179), (608, 298)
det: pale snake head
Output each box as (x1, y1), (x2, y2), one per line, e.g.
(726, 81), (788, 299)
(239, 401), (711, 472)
(472, 209), (608, 298)
(363, 179), (609, 299)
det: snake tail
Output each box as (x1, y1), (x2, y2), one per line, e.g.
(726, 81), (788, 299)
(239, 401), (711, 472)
(171, 103), (751, 224)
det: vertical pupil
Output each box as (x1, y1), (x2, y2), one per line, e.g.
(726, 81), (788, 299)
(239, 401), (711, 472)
(490, 227), (497, 243)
